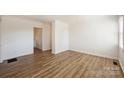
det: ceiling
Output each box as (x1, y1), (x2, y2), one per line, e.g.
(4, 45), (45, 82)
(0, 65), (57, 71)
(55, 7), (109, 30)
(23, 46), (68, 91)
(17, 15), (118, 24)
(22, 15), (86, 24)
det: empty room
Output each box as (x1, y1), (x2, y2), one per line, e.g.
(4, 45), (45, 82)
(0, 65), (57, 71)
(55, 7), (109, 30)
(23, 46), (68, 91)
(0, 15), (124, 78)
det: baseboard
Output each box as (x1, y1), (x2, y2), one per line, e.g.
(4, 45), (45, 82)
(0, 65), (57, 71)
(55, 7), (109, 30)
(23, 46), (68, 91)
(1, 51), (33, 63)
(42, 48), (51, 51)
(0, 59), (3, 63)
(52, 49), (69, 54)
(119, 60), (124, 73)
(69, 49), (118, 60)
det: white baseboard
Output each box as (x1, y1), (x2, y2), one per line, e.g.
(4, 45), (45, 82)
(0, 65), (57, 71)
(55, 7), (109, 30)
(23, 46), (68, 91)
(52, 50), (67, 54)
(119, 60), (124, 73)
(69, 49), (118, 60)
(1, 51), (33, 63)
(42, 48), (51, 51)
(0, 59), (3, 63)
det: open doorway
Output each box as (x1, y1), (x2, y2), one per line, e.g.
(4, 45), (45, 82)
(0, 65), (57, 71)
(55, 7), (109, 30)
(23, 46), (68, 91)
(34, 27), (42, 53)
(33, 23), (52, 54)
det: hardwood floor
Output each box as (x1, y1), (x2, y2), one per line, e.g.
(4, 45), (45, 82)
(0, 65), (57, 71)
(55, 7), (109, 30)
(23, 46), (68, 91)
(0, 48), (123, 78)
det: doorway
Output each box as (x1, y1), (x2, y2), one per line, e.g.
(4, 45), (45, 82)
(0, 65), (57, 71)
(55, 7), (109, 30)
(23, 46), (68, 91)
(34, 27), (42, 51)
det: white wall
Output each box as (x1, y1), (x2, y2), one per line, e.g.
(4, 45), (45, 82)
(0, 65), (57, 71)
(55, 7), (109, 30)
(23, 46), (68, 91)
(119, 50), (124, 71)
(69, 16), (119, 59)
(0, 17), (2, 62)
(52, 20), (69, 54)
(41, 22), (52, 51)
(119, 16), (124, 72)
(0, 16), (41, 62)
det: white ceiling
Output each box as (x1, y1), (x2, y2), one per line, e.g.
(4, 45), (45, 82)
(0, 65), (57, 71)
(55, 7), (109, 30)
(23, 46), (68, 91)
(18, 15), (118, 24)
(22, 15), (85, 23)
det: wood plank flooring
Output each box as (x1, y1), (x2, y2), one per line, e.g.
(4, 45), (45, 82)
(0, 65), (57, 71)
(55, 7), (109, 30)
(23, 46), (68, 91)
(0, 49), (123, 78)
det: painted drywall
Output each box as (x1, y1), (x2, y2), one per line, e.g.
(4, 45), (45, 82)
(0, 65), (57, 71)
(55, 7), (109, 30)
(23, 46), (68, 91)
(0, 16), (41, 62)
(69, 16), (119, 59)
(119, 49), (124, 72)
(119, 16), (124, 72)
(52, 20), (69, 54)
(41, 22), (52, 51)
(0, 17), (2, 63)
